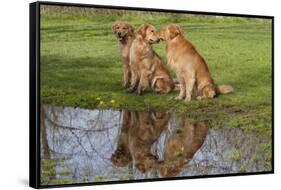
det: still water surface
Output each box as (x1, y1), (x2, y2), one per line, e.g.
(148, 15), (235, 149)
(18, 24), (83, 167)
(40, 105), (271, 185)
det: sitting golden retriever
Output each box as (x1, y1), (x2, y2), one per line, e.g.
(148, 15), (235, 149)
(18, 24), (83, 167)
(112, 21), (135, 88)
(129, 24), (175, 95)
(160, 24), (234, 102)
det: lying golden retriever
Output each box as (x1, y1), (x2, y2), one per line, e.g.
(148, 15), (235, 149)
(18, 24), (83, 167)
(129, 24), (175, 95)
(160, 24), (234, 101)
(112, 21), (135, 88)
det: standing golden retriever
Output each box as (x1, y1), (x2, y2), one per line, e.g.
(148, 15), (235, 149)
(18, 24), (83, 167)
(129, 24), (175, 95)
(112, 21), (135, 88)
(160, 24), (234, 102)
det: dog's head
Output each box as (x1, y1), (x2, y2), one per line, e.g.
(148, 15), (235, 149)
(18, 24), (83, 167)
(159, 24), (183, 41)
(137, 24), (160, 44)
(112, 21), (134, 41)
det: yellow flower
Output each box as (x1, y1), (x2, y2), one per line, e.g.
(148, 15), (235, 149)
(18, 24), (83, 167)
(110, 99), (116, 104)
(99, 101), (104, 105)
(96, 97), (101, 101)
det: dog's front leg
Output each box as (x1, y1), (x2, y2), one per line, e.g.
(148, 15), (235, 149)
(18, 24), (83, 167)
(123, 61), (131, 88)
(127, 71), (139, 93)
(123, 58), (131, 88)
(126, 61), (139, 93)
(137, 70), (151, 95)
(175, 75), (186, 100)
(184, 71), (195, 102)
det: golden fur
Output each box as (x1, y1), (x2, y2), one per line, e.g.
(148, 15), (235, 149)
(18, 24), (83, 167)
(160, 24), (234, 101)
(111, 110), (208, 176)
(128, 111), (170, 172)
(129, 24), (175, 95)
(111, 110), (170, 173)
(112, 21), (135, 88)
(159, 118), (208, 177)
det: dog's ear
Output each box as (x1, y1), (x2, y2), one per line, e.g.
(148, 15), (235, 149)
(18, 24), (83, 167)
(127, 23), (135, 35)
(168, 24), (182, 39)
(112, 22), (119, 33)
(126, 23), (135, 35)
(137, 24), (150, 38)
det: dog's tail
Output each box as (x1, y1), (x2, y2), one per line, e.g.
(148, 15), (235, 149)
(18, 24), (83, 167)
(151, 76), (164, 89)
(216, 84), (234, 94)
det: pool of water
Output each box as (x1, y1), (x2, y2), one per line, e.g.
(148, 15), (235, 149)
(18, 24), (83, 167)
(40, 105), (271, 185)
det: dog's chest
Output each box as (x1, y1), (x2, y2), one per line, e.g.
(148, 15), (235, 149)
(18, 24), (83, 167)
(119, 39), (133, 59)
(139, 45), (153, 60)
(167, 54), (177, 70)
(119, 44), (129, 58)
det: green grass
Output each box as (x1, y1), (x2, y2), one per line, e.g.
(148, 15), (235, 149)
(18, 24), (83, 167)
(40, 8), (272, 135)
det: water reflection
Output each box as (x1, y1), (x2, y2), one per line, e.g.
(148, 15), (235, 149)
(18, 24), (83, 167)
(111, 110), (208, 177)
(112, 111), (172, 174)
(40, 105), (271, 185)
(159, 119), (208, 177)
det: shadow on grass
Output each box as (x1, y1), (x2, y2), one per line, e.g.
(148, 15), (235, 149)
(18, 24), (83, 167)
(41, 54), (123, 92)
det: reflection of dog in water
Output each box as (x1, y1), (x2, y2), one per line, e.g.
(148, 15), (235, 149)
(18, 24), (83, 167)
(111, 110), (170, 172)
(159, 118), (208, 177)
(111, 111), (208, 176)
(129, 111), (170, 172)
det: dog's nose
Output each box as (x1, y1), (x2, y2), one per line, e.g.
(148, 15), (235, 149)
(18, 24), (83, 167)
(156, 38), (160, 43)
(117, 32), (121, 36)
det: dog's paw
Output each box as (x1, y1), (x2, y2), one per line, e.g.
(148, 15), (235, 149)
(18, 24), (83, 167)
(184, 97), (191, 102)
(184, 98), (191, 102)
(122, 85), (129, 89)
(136, 90), (143, 96)
(175, 95), (184, 100)
(125, 87), (135, 93)
(196, 96), (203, 100)
(122, 82), (130, 89)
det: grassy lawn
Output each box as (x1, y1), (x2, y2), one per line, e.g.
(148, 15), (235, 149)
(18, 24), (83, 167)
(40, 7), (272, 135)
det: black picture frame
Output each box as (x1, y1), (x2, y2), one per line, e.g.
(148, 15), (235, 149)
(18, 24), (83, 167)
(30, 1), (274, 189)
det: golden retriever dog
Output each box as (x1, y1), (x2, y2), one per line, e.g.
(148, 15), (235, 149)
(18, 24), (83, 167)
(160, 24), (234, 101)
(129, 24), (175, 95)
(159, 118), (208, 177)
(128, 111), (170, 173)
(112, 21), (135, 88)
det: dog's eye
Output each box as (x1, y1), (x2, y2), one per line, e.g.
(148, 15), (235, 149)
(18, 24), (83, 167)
(116, 27), (120, 29)
(151, 30), (154, 33)
(123, 27), (126, 30)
